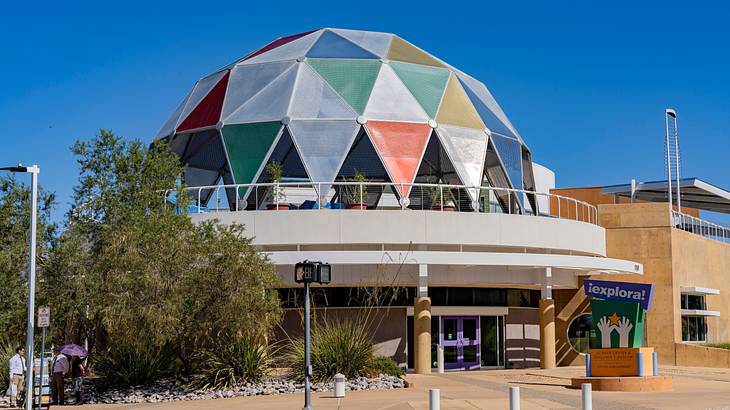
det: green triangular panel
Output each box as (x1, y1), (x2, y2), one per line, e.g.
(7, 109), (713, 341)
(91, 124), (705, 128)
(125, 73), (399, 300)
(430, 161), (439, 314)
(390, 61), (450, 119)
(221, 122), (283, 185)
(307, 58), (381, 114)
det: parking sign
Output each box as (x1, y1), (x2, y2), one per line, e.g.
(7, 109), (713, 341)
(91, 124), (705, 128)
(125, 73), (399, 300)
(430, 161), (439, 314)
(38, 307), (50, 328)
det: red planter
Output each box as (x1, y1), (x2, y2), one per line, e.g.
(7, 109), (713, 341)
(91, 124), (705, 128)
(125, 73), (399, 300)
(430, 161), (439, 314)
(346, 204), (367, 210)
(266, 204), (290, 210)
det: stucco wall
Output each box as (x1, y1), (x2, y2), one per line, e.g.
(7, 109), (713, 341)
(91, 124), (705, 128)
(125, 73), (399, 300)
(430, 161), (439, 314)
(675, 343), (730, 367)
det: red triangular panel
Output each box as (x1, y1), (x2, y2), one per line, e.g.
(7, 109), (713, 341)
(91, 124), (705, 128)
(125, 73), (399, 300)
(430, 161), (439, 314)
(365, 120), (431, 198)
(177, 71), (230, 132)
(243, 30), (319, 62)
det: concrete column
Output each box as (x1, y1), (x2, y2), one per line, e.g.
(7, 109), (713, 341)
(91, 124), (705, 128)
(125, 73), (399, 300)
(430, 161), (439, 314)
(414, 296), (432, 374)
(539, 298), (556, 369)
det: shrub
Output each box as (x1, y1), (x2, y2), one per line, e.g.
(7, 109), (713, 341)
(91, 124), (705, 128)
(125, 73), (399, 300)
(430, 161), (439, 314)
(94, 343), (179, 386)
(368, 356), (404, 377)
(0, 339), (15, 390)
(190, 336), (275, 390)
(286, 319), (375, 383)
(708, 343), (730, 350)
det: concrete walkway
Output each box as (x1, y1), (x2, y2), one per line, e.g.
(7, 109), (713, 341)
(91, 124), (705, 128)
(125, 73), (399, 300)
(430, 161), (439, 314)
(79, 366), (730, 409)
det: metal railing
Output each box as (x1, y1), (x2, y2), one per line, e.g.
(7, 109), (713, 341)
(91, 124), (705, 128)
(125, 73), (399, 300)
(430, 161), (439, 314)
(164, 181), (598, 225)
(672, 210), (730, 244)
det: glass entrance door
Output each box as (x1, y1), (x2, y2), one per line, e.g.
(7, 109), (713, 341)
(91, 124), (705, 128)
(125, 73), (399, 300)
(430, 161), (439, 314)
(441, 316), (480, 370)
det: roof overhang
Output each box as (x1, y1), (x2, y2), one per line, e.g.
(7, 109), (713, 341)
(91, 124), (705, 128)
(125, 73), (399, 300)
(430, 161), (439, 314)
(601, 178), (730, 214)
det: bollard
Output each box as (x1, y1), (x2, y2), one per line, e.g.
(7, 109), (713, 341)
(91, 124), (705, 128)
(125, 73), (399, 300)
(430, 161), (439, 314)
(581, 383), (592, 410)
(652, 351), (658, 376)
(637, 352), (644, 376)
(429, 388), (440, 410)
(334, 373), (346, 398)
(437, 345), (444, 374)
(585, 353), (591, 377)
(509, 386), (520, 410)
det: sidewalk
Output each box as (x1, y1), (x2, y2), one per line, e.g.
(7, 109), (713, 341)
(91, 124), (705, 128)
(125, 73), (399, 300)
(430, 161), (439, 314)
(77, 366), (730, 409)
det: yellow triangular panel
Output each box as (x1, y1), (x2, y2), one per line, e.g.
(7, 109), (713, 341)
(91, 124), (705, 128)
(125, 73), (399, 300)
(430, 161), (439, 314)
(436, 74), (485, 129)
(387, 36), (444, 68)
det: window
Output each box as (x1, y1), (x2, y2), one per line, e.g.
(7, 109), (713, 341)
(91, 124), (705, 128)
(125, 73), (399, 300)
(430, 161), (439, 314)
(681, 294), (706, 310)
(567, 314), (593, 354)
(682, 316), (707, 342)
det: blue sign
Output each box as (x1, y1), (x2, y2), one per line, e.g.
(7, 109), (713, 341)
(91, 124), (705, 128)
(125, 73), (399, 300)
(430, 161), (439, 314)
(584, 279), (655, 310)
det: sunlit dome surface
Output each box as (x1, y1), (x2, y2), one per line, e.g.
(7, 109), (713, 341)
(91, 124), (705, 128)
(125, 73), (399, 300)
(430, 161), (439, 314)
(156, 28), (536, 211)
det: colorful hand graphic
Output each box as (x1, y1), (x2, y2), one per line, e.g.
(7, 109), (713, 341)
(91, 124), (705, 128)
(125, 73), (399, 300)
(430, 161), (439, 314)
(616, 317), (634, 347)
(597, 317), (616, 348)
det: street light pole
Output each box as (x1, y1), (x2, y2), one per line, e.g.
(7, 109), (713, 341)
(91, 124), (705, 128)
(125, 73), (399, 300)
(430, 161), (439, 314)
(2, 165), (40, 410)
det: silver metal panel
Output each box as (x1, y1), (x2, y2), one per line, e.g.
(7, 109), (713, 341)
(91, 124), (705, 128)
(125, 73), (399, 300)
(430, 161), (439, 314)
(363, 64), (429, 123)
(223, 65), (298, 125)
(435, 125), (488, 201)
(241, 30), (323, 65)
(287, 63), (357, 120)
(456, 71), (522, 142)
(221, 61), (294, 120)
(330, 28), (393, 57)
(155, 91), (190, 139)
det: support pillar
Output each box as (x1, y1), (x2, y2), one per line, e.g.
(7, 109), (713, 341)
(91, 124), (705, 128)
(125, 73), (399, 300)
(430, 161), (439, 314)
(414, 296), (432, 374)
(540, 267), (556, 369)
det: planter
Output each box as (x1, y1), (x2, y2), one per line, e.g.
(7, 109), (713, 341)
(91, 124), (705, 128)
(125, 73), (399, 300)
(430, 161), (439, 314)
(431, 205), (456, 212)
(346, 204), (367, 210)
(266, 203), (291, 210)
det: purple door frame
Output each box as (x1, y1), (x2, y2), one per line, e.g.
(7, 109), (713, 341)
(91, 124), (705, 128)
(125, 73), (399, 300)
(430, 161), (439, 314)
(441, 316), (481, 370)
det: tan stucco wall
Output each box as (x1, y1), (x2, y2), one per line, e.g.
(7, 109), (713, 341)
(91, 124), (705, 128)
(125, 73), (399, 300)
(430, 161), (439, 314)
(675, 343), (730, 367)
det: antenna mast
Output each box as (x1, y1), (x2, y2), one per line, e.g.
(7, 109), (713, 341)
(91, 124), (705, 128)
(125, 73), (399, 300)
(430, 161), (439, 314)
(665, 109), (681, 212)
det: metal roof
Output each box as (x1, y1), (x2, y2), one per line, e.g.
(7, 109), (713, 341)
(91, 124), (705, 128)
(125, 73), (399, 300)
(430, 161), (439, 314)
(601, 178), (730, 214)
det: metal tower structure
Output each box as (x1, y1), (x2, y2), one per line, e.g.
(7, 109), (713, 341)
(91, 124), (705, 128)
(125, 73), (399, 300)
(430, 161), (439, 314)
(665, 108), (681, 212)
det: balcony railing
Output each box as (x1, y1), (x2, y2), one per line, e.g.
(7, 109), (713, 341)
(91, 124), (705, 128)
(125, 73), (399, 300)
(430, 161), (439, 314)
(672, 210), (730, 244)
(164, 182), (598, 225)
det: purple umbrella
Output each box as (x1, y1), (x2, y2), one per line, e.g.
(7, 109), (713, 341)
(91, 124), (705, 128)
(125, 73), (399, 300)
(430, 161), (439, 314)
(60, 344), (87, 357)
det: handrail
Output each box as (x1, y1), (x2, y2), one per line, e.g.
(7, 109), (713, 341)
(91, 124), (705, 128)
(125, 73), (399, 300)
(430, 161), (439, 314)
(671, 210), (730, 244)
(163, 182), (599, 225)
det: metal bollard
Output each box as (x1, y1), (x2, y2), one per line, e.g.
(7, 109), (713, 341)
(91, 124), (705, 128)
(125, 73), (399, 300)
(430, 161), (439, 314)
(429, 388), (440, 410)
(509, 386), (520, 410)
(437, 345), (444, 374)
(652, 351), (658, 376)
(334, 373), (346, 398)
(637, 352), (644, 376)
(581, 383), (592, 410)
(585, 353), (591, 377)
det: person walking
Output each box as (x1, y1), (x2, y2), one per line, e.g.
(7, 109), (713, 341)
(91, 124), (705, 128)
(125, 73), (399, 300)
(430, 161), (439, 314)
(7, 346), (25, 408)
(70, 356), (85, 405)
(50, 347), (69, 406)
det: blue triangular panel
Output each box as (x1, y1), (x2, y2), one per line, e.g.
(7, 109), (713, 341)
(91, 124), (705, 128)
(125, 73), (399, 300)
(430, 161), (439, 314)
(306, 30), (379, 59)
(490, 134), (524, 205)
(458, 77), (516, 139)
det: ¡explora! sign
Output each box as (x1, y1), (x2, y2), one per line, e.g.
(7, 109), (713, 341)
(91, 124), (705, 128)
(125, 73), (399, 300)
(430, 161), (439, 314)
(584, 279), (655, 310)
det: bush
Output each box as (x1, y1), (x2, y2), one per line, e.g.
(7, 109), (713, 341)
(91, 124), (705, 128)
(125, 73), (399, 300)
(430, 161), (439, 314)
(286, 319), (375, 383)
(368, 356), (404, 377)
(94, 343), (179, 386)
(0, 339), (15, 390)
(708, 343), (730, 350)
(190, 336), (275, 390)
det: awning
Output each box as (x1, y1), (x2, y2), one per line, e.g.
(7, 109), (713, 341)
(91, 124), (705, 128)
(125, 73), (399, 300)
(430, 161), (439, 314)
(601, 178), (730, 214)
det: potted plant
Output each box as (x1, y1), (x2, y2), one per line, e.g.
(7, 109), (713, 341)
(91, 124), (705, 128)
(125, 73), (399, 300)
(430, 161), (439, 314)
(427, 183), (456, 211)
(344, 171), (368, 210)
(265, 161), (289, 210)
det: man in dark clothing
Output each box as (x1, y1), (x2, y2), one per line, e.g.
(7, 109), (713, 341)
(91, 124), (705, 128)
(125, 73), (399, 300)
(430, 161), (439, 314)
(50, 347), (69, 405)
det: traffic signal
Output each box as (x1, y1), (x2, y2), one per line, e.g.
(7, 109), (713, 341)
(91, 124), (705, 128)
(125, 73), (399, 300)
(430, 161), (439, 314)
(295, 261), (331, 284)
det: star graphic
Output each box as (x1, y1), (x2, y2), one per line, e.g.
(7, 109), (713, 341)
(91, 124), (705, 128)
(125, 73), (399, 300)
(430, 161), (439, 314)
(608, 312), (621, 326)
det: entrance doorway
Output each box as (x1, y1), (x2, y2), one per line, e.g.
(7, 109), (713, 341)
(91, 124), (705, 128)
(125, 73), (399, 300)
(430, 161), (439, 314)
(441, 316), (480, 370)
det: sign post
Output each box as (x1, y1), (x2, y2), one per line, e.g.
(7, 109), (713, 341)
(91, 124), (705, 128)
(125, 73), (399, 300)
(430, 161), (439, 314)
(295, 261), (331, 410)
(37, 307), (50, 409)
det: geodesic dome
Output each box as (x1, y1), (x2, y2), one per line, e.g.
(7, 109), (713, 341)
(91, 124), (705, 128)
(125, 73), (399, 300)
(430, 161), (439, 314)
(156, 28), (537, 212)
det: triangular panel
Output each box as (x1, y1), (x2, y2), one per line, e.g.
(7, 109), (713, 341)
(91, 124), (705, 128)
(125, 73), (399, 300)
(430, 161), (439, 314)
(491, 133), (523, 194)
(307, 59), (381, 114)
(184, 130), (227, 171)
(288, 120), (360, 200)
(436, 74), (484, 130)
(155, 91), (190, 140)
(221, 122), (283, 186)
(457, 73), (520, 140)
(363, 64), (429, 122)
(288, 64), (357, 120)
(178, 72), (230, 132)
(390, 61), (450, 119)
(221, 61), (295, 120)
(387, 36), (444, 68)
(306, 30), (379, 59)
(435, 124), (488, 201)
(243, 29), (319, 62)
(223, 65), (297, 125)
(330, 29), (393, 57)
(365, 121), (431, 198)
(176, 70), (228, 130)
(242, 30), (323, 65)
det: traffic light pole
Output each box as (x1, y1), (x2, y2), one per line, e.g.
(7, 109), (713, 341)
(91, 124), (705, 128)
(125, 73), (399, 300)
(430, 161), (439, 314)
(303, 280), (312, 410)
(25, 167), (39, 410)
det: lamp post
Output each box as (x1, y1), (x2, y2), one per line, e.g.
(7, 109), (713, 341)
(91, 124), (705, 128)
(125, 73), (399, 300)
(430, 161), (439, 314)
(294, 261), (331, 410)
(1, 164), (40, 410)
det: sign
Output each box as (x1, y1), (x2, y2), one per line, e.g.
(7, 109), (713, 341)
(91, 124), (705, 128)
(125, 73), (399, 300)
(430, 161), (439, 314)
(589, 299), (645, 348)
(38, 306), (50, 328)
(295, 261), (331, 284)
(584, 279), (655, 310)
(589, 347), (653, 377)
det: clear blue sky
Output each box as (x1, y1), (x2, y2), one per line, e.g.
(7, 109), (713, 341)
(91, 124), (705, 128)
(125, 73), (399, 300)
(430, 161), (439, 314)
(2, 1), (729, 222)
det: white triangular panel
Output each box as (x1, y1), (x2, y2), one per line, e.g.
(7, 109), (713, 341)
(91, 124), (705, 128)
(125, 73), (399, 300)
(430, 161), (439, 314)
(363, 64), (429, 122)
(223, 65), (298, 125)
(175, 70), (228, 129)
(241, 31), (323, 65)
(456, 71), (522, 142)
(435, 124), (488, 201)
(287, 119), (360, 201)
(221, 61), (295, 120)
(288, 64), (357, 120)
(155, 91), (190, 140)
(329, 29), (393, 57)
